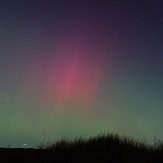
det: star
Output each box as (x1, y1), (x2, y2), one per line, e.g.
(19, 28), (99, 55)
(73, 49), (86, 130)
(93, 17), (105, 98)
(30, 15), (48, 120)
(5, 99), (9, 102)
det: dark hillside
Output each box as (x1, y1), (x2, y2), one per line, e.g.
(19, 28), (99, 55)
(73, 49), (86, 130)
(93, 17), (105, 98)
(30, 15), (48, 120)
(0, 133), (163, 163)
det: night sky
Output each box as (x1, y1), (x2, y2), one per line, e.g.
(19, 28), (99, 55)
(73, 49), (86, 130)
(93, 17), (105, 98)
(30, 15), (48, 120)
(0, 0), (163, 148)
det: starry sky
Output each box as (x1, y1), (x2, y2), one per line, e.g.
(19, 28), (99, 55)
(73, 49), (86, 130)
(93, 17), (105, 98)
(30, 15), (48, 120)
(0, 0), (163, 148)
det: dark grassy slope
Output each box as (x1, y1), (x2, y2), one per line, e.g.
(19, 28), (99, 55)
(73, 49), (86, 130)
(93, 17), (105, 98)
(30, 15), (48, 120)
(0, 133), (163, 163)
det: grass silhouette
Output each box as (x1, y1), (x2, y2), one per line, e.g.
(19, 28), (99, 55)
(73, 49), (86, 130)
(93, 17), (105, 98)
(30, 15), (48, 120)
(0, 132), (163, 162)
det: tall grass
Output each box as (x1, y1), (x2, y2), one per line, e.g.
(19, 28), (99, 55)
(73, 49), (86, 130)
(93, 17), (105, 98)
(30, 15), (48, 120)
(35, 132), (163, 162)
(36, 132), (149, 150)
(1, 132), (163, 162)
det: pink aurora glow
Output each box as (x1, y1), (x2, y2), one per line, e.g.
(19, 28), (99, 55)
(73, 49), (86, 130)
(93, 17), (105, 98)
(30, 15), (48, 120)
(46, 46), (101, 108)
(24, 23), (114, 110)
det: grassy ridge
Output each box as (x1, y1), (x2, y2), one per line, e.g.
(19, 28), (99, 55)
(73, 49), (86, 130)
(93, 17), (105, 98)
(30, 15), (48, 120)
(1, 133), (163, 162)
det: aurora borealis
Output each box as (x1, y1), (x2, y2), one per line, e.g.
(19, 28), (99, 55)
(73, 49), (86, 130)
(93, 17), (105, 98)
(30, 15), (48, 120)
(0, 0), (163, 147)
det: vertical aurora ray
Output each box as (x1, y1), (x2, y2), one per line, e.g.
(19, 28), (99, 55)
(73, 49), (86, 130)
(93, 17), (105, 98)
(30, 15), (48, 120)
(46, 49), (101, 109)
(23, 20), (115, 113)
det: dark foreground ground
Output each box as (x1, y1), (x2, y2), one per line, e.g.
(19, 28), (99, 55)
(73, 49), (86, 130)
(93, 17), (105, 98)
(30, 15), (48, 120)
(0, 133), (163, 163)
